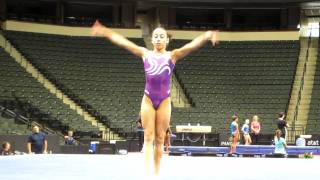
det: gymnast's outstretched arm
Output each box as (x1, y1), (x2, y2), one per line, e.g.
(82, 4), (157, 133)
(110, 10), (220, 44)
(171, 31), (218, 63)
(91, 20), (148, 58)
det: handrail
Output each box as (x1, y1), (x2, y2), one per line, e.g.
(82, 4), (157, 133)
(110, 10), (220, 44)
(171, 75), (190, 107)
(1, 103), (83, 145)
(286, 40), (300, 114)
(287, 124), (305, 143)
(292, 29), (312, 135)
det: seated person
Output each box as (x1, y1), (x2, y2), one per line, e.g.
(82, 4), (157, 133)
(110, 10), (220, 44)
(274, 130), (287, 155)
(1, 141), (13, 156)
(64, 130), (76, 145)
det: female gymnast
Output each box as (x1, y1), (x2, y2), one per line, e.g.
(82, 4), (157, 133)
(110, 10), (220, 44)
(229, 115), (239, 154)
(241, 119), (252, 145)
(91, 20), (218, 176)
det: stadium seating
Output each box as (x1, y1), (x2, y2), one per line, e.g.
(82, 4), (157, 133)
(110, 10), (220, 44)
(306, 42), (320, 134)
(0, 47), (100, 136)
(3, 30), (145, 136)
(3, 30), (299, 136)
(0, 110), (30, 135)
(169, 39), (299, 133)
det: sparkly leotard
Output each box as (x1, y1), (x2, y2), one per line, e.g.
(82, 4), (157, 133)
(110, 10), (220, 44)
(143, 51), (175, 109)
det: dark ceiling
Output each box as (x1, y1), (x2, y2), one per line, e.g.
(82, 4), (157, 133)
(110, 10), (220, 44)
(130, 0), (317, 2)
(7, 0), (320, 9)
(9, 0), (319, 4)
(61, 0), (319, 4)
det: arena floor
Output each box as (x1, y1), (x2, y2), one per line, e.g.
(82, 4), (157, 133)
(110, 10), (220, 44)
(0, 153), (319, 180)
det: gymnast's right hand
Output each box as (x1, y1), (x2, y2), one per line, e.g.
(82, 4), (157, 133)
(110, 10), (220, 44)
(91, 20), (106, 36)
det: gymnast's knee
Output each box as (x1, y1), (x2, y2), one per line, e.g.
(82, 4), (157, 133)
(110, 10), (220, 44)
(154, 133), (165, 146)
(144, 131), (154, 144)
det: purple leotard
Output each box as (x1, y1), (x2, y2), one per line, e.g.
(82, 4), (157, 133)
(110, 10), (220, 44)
(143, 51), (175, 109)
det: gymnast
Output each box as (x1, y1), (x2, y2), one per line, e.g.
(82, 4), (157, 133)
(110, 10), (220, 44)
(229, 115), (239, 154)
(91, 20), (218, 176)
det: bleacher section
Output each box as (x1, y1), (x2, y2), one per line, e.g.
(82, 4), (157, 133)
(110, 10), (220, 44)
(3, 30), (300, 136)
(306, 43), (320, 134)
(3, 30), (145, 136)
(169, 40), (299, 133)
(0, 112), (29, 135)
(0, 47), (100, 137)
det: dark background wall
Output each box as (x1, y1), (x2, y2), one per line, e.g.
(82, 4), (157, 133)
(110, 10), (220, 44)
(2, 0), (311, 30)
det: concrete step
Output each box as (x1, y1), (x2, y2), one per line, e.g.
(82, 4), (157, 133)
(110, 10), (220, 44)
(287, 30), (318, 133)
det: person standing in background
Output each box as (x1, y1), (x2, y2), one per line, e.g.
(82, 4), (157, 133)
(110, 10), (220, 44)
(164, 126), (173, 152)
(229, 115), (239, 154)
(277, 112), (289, 140)
(250, 115), (261, 145)
(136, 113), (144, 152)
(27, 125), (48, 154)
(241, 119), (252, 145)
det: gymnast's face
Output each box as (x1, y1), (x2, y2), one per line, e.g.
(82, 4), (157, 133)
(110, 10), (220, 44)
(152, 28), (169, 51)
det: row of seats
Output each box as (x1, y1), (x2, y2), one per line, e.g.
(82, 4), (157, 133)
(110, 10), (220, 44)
(4, 30), (145, 136)
(169, 39), (299, 133)
(3, 30), (299, 136)
(306, 43), (320, 134)
(0, 48), (100, 136)
(0, 113), (29, 135)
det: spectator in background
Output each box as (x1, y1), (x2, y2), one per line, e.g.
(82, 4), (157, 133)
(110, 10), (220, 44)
(250, 115), (261, 145)
(136, 113), (144, 152)
(229, 115), (239, 154)
(277, 112), (289, 140)
(241, 119), (252, 145)
(164, 126), (173, 152)
(27, 125), (48, 154)
(274, 130), (287, 155)
(1, 141), (13, 155)
(64, 130), (76, 145)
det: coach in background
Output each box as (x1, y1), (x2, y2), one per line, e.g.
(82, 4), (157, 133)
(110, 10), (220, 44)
(27, 125), (48, 154)
(277, 112), (289, 140)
